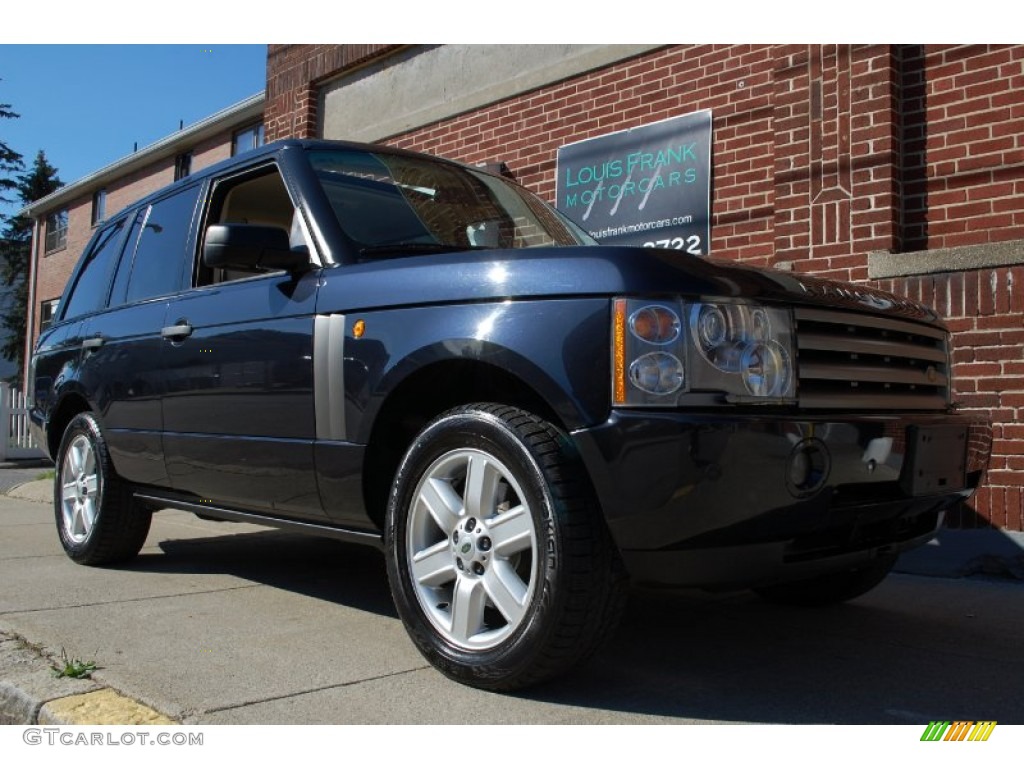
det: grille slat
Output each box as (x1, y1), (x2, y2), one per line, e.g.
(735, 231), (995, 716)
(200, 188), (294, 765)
(799, 362), (948, 388)
(795, 307), (947, 340)
(799, 333), (948, 364)
(795, 308), (949, 411)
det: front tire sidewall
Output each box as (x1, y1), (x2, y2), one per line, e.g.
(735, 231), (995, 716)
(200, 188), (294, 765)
(386, 409), (563, 688)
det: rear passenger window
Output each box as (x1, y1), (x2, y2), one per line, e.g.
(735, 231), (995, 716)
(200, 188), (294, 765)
(61, 219), (126, 321)
(123, 185), (201, 304)
(109, 209), (146, 306)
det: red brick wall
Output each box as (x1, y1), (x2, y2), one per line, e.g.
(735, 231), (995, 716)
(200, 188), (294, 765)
(903, 45), (1024, 251)
(771, 45), (902, 282)
(263, 43), (1024, 530)
(264, 45), (398, 142)
(34, 197), (92, 319)
(267, 43), (1024, 261)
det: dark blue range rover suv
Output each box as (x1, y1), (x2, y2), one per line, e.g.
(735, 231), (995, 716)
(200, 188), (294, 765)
(29, 139), (991, 690)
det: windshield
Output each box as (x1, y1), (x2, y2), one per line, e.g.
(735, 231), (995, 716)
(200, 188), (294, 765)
(307, 148), (596, 254)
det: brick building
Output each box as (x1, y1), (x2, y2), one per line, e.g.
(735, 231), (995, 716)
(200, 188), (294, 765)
(20, 93), (264, 362)
(265, 44), (1024, 530)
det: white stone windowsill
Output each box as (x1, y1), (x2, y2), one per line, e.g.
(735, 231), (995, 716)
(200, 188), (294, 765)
(868, 240), (1024, 279)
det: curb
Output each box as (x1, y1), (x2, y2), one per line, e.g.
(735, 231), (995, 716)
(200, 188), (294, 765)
(0, 631), (176, 726)
(5, 479), (53, 504)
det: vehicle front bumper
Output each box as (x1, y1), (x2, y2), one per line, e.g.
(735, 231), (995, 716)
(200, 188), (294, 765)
(571, 410), (991, 588)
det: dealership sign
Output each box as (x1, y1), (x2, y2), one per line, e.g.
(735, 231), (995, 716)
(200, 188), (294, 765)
(555, 110), (712, 254)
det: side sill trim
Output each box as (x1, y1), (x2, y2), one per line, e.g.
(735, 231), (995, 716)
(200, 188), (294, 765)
(134, 492), (383, 550)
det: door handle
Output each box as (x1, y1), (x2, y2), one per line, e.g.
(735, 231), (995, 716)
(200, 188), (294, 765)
(82, 335), (105, 350)
(161, 322), (193, 341)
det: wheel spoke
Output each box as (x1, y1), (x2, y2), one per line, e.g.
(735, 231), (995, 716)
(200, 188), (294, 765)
(463, 453), (500, 520)
(72, 504), (88, 538)
(83, 473), (99, 496)
(411, 540), (456, 587)
(489, 504), (533, 557)
(483, 561), (528, 625)
(81, 444), (95, 477)
(61, 480), (78, 502)
(81, 499), (97, 533)
(417, 477), (462, 534)
(68, 442), (84, 475)
(449, 574), (487, 643)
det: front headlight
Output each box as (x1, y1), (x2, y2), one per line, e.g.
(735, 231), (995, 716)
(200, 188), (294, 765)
(612, 297), (796, 407)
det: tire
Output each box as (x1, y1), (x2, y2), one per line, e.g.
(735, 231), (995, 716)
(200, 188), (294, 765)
(754, 554), (897, 607)
(54, 412), (152, 566)
(385, 403), (627, 691)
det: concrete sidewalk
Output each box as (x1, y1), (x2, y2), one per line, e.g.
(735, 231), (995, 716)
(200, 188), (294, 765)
(7, 479), (51, 505)
(3, 485), (1023, 725)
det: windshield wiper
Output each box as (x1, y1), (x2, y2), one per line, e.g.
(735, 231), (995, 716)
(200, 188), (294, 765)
(358, 242), (489, 258)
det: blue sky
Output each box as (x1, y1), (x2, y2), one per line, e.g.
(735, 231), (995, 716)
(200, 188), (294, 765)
(0, 44), (266, 218)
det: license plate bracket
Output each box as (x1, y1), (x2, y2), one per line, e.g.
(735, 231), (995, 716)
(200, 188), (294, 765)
(900, 425), (968, 497)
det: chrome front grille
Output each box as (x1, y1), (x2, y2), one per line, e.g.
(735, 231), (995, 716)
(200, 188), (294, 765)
(794, 308), (950, 410)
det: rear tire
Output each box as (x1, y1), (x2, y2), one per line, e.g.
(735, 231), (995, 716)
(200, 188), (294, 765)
(385, 403), (627, 690)
(55, 413), (152, 565)
(754, 554), (897, 607)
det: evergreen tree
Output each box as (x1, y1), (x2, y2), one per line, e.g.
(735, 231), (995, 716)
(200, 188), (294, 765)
(0, 94), (22, 208)
(0, 151), (62, 384)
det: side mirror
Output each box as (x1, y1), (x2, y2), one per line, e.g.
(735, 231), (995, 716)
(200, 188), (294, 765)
(203, 224), (309, 273)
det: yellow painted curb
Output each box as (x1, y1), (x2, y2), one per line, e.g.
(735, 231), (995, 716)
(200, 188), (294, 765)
(38, 689), (176, 725)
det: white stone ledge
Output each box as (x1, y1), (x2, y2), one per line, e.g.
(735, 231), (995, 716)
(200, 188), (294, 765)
(321, 44), (665, 144)
(868, 240), (1024, 279)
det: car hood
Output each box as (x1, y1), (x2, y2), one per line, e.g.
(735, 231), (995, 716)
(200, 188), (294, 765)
(319, 245), (941, 326)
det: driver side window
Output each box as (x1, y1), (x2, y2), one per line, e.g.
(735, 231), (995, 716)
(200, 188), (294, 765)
(197, 165), (308, 286)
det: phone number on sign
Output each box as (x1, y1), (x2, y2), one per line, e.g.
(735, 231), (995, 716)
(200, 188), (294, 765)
(643, 235), (702, 254)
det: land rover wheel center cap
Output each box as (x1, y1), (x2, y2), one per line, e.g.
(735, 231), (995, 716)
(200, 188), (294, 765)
(451, 517), (492, 575)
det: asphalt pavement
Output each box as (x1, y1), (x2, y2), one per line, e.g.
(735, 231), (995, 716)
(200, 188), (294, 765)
(0, 459), (51, 494)
(2, 475), (1023, 725)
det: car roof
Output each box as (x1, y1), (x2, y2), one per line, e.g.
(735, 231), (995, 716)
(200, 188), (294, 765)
(115, 138), (475, 215)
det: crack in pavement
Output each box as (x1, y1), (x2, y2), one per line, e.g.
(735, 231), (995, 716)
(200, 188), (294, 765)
(198, 665), (432, 716)
(0, 583), (263, 615)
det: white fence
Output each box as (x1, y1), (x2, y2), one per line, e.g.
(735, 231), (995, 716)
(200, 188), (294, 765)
(0, 383), (45, 461)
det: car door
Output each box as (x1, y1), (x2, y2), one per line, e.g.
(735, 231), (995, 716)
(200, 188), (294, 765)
(159, 163), (325, 520)
(75, 189), (201, 486)
(36, 218), (129, 445)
